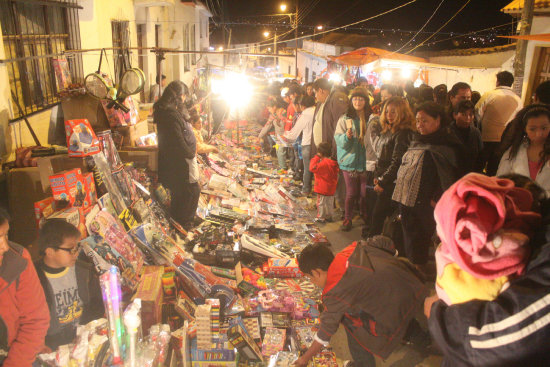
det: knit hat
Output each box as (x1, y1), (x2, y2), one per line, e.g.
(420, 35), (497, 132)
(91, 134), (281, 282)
(350, 86), (369, 100)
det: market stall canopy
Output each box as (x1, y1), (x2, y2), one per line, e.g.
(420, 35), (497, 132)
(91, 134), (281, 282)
(329, 47), (427, 67)
(499, 33), (550, 42)
(501, 0), (550, 14)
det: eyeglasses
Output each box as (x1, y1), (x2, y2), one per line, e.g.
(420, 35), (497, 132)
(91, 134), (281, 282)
(55, 244), (81, 255)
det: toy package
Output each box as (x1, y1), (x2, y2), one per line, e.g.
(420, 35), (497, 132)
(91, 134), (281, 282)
(51, 58), (72, 91)
(263, 258), (303, 278)
(81, 235), (138, 291)
(101, 96), (138, 128)
(227, 321), (264, 362)
(85, 206), (144, 274)
(34, 197), (55, 228)
(261, 327), (286, 356)
(48, 207), (87, 239)
(49, 168), (87, 208)
(65, 119), (101, 157)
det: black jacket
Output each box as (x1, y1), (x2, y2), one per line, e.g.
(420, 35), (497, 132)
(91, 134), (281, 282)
(429, 241), (550, 367)
(35, 260), (104, 349)
(154, 107), (197, 189)
(374, 128), (414, 189)
(450, 121), (483, 174)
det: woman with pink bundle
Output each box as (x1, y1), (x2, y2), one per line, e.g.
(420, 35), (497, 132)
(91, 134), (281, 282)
(425, 173), (550, 366)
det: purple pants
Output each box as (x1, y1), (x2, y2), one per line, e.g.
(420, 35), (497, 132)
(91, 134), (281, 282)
(342, 170), (367, 221)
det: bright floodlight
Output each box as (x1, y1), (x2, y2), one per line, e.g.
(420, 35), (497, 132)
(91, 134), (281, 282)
(381, 69), (392, 81)
(213, 73), (253, 109)
(317, 25), (323, 30)
(263, 31), (270, 38)
(414, 77), (423, 88)
(218, 46), (223, 51)
(401, 68), (412, 79)
(328, 73), (341, 84)
(280, 4), (287, 12)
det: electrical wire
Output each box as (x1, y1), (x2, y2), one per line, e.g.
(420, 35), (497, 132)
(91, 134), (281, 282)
(298, 0), (321, 24)
(393, 0), (445, 53)
(423, 21), (515, 46)
(221, 0), (418, 52)
(405, 0), (472, 54)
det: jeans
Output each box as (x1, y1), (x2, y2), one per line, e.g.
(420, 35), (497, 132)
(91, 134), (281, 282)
(342, 170), (367, 221)
(302, 145), (312, 193)
(277, 145), (288, 169)
(345, 326), (376, 367)
(368, 185), (395, 237)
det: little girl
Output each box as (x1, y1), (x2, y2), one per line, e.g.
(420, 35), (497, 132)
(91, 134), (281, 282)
(310, 142), (339, 223)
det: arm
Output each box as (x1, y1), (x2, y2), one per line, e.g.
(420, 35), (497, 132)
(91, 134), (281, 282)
(284, 110), (309, 142)
(334, 116), (355, 151)
(4, 250), (50, 367)
(378, 130), (412, 188)
(309, 154), (322, 173)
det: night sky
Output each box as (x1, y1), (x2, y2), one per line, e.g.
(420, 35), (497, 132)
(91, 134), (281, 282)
(208, 0), (516, 52)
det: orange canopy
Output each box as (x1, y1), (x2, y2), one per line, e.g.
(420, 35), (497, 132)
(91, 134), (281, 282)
(329, 47), (427, 67)
(499, 33), (550, 42)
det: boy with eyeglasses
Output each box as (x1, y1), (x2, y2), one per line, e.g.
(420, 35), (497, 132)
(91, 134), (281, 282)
(35, 219), (103, 350)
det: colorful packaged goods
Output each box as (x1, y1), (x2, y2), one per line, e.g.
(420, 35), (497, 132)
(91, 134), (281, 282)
(263, 258), (303, 278)
(34, 197), (55, 228)
(65, 119), (101, 157)
(261, 327), (286, 356)
(133, 266), (164, 334)
(196, 304), (212, 350)
(226, 320), (264, 362)
(49, 168), (86, 208)
(83, 172), (98, 208)
(48, 206), (87, 239)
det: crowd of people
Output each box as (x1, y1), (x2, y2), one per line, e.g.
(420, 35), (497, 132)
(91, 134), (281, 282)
(261, 73), (550, 366)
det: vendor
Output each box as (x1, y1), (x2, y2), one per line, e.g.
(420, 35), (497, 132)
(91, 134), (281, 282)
(295, 238), (429, 367)
(34, 220), (103, 350)
(191, 113), (218, 155)
(154, 80), (200, 230)
(0, 208), (50, 367)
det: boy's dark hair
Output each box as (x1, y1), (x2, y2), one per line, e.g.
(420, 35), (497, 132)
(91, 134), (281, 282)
(299, 95), (316, 108)
(454, 100), (475, 114)
(449, 82), (471, 97)
(496, 71), (514, 87)
(0, 207), (10, 226)
(317, 142), (331, 157)
(297, 244), (334, 274)
(38, 219), (81, 254)
(535, 80), (550, 104)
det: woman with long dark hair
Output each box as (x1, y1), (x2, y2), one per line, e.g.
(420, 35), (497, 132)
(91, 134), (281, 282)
(334, 87), (371, 231)
(497, 104), (550, 196)
(393, 102), (463, 268)
(153, 81), (199, 230)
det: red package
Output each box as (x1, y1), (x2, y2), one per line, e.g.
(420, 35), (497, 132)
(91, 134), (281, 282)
(47, 207), (87, 239)
(49, 168), (86, 208)
(83, 172), (97, 208)
(65, 119), (101, 157)
(34, 197), (56, 228)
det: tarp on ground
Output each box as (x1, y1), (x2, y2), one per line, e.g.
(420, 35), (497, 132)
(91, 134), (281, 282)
(329, 47), (427, 67)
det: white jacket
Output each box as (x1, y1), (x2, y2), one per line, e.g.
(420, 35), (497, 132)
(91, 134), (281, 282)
(497, 143), (550, 196)
(475, 86), (522, 142)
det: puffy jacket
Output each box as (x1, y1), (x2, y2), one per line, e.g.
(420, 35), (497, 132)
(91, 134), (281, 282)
(374, 128), (414, 189)
(0, 242), (50, 367)
(334, 115), (367, 171)
(310, 155), (339, 196)
(317, 238), (428, 359)
(429, 242), (550, 366)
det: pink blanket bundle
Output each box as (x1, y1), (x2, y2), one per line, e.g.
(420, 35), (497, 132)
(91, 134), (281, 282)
(434, 173), (541, 280)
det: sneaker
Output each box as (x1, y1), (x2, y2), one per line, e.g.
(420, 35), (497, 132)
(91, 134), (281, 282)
(314, 218), (326, 223)
(340, 219), (352, 231)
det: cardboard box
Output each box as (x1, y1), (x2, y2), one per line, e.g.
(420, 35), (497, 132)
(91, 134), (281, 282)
(65, 119), (101, 157)
(37, 155), (88, 192)
(133, 266), (164, 335)
(34, 197), (55, 228)
(113, 119), (149, 147)
(263, 258), (303, 278)
(61, 94), (110, 133)
(118, 149), (158, 172)
(49, 168), (86, 208)
(48, 207), (87, 239)
(226, 321), (264, 362)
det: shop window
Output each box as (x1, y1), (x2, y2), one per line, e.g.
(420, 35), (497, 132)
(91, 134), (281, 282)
(112, 20), (130, 84)
(0, 0), (83, 121)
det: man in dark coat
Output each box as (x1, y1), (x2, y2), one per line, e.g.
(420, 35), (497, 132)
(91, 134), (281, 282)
(294, 237), (428, 366)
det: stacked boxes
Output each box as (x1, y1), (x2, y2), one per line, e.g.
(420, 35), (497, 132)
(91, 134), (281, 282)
(206, 299), (220, 344)
(196, 304), (212, 350)
(226, 320), (263, 362)
(49, 168), (86, 207)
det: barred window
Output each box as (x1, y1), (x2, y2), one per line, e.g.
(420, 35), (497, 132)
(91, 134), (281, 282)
(0, 0), (83, 121)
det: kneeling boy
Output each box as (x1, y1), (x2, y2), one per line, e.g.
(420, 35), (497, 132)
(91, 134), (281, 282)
(35, 220), (104, 350)
(295, 237), (428, 366)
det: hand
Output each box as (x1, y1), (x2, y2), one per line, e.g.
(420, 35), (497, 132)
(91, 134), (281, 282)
(294, 355), (310, 367)
(346, 128), (353, 139)
(424, 294), (439, 319)
(374, 184), (384, 193)
(373, 178), (379, 185)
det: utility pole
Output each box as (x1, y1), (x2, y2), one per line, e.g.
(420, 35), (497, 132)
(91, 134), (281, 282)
(274, 31), (278, 69)
(513, 0), (535, 98)
(295, 0), (298, 79)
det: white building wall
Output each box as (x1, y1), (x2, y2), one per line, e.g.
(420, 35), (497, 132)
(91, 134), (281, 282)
(522, 15), (550, 102)
(298, 51), (327, 83)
